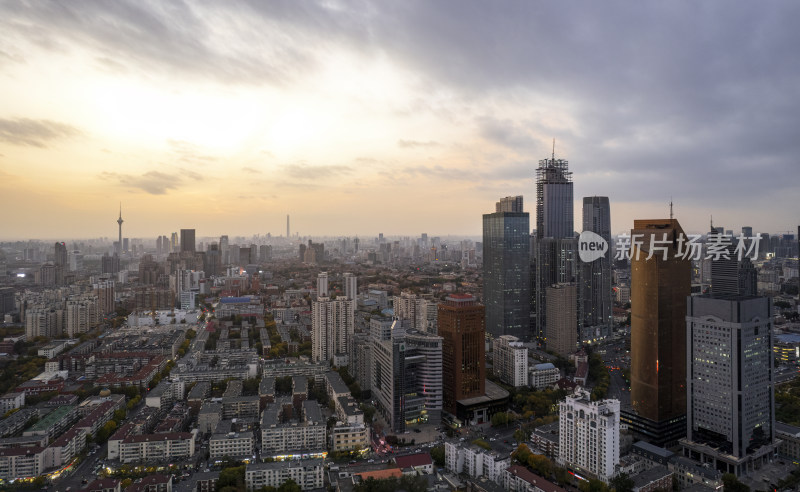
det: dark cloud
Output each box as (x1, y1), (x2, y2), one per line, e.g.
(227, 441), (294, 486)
(3, 1), (800, 226)
(397, 139), (439, 149)
(0, 118), (81, 147)
(99, 170), (185, 194)
(283, 163), (353, 180)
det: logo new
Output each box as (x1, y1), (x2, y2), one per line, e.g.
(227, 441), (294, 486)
(578, 231), (608, 263)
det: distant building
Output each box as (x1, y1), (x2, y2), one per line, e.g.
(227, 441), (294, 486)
(529, 363), (560, 389)
(245, 459), (324, 491)
(311, 273), (354, 367)
(180, 229), (196, 253)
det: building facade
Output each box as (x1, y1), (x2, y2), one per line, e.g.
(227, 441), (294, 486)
(483, 196), (530, 340)
(558, 390), (620, 483)
(438, 294), (486, 415)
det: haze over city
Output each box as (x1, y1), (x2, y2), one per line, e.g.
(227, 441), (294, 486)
(1, 1), (799, 239)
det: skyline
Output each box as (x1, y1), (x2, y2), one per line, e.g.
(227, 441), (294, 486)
(2, 1), (799, 239)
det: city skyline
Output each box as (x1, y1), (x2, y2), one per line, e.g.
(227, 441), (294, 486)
(2, 2), (800, 239)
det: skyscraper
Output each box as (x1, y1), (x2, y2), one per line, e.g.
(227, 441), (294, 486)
(581, 197), (612, 340)
(546, 283), (577, 356)
(343, 272), (357, 301)
(180, 229), (196, 253)
(533, 151), (577, 344)
(312, 272), (354, 367)
(482, 196), (530, 340)
(535, 152), (573, 240)
(626, 218), (691, 446)
(683, 295), (775, 475)
(438, 294), (486, 415)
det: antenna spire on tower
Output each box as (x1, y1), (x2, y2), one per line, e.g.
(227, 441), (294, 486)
(552, 138), (555, 161)
(669, 197), (673, 220)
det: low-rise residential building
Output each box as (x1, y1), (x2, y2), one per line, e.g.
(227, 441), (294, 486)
(221, 396), (260, 421)
(329, 423), (370, 454)
(43, 426), (86, 470)
(261, 399), (325, 460)
(245, 459), (324, 491)
(0, 446), (44, 481)
(394, 453), (434, 475)
(118, 431), (196, 464)
(445, 441), (511, 484)
(529, 363), (560, 390)
(198, 402), (222, 434)
(669, 456), (723, 490)
(531, 421), (559, 460)
(776, 422), (800, 463)
(502, 465), (565, 492)
(23, 405), (78, 443)
(209, 420), (254, 462)
(631, 465), (673, 492)
(0, 392), (25, 414)
(125, 474), (173, 492)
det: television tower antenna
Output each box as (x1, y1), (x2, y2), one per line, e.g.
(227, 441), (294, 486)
(552, 138), (556, 161)
(669, 197), (673, 220)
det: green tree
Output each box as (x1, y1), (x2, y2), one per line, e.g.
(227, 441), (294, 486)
(610, 472), (634, 492)
(430, 445), (445, 467)
(277, 478), (302, 492)
(722, 473), (750, 492)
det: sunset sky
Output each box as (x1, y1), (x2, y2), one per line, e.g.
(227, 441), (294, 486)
(1, 1), (799, 240)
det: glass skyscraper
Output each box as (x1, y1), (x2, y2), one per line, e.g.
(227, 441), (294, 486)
(581, 196), (612, 340)
(482, 196), (530, 340)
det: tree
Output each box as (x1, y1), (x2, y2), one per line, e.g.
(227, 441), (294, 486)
(722, 473), (750, 492)
(430, 445), (445, 467)
(277, 479), (302, 492)
(610, 472), (634, 492)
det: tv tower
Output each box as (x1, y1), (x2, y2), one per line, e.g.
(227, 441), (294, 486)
(117, 204), (124, 255)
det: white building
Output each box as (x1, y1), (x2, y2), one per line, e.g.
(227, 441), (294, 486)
(558, 389), (620, 483)
(444, 440), (510, 484)
(492, 335), (528, 387)
(529, 362), (560, 389)
(245, 459), (324, 491)
(312, 273), (354, 367)
(0, 392), (25, 414)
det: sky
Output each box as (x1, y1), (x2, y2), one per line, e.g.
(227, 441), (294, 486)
(1, 1), (799, 240)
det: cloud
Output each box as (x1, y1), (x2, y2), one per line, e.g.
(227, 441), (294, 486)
(167, 139), (217, 166)
(282, 163), (353, 180)
(241, 166), (262, 174)
(99, 170), (185, 195)
(0, 118), (81, 147)
(397, 139), (439, 149)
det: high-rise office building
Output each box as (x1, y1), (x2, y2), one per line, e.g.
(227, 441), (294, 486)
(546, 283), (577, 356)
(372, 323), (443, 432)
(534, 152), (577, 344)
(581, 197), (612, 340)
(439, 294), (486, 414)
(535, 152), (573, 240)
(312, 273), (354, 367)
(709, 230), (757, 298)
(558, 390), (620, 483)
(180, 229), (196, 253)
(482, 196), (530, 340)
(625, 218), (691, 446)
(683, 295), (775, 476)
